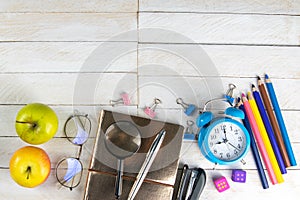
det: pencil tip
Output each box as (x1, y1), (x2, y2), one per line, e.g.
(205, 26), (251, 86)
(241, 93), (245, 97)
(251, 84), (255, 88)
(236, 97), (242, 107)
(257, 76), (261, 80)
(265, 74), (269, 79)
(247, 91), (254, 99)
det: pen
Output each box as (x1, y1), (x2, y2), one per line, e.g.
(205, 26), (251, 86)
(127, 129), (166, 200)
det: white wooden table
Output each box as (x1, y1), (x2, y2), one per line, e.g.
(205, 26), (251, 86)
(0, 1), (299, 199)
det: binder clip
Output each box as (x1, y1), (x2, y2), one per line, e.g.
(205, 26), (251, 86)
(176, 98), (196, 116)
(184, 120), (196, 140)
(109, 92), (131, 106)
(224, 84), (236, 105)
(143, 98), (161, 118)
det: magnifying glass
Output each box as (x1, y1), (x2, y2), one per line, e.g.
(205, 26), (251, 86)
(104, 121), (141, 199)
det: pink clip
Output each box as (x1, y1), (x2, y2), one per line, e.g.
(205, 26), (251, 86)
(110, 92), (131, 106)
(121, 93), (130, 105)
(143, 98), (161, 118)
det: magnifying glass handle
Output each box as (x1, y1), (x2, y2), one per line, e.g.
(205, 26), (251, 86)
(115, 159), (124, 199)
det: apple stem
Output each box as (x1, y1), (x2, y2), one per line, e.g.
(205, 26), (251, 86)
(26, 166), (31, 179)
(16, 121), (37, 128)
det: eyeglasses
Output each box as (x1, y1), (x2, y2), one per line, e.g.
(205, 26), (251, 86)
(55, 114), (91, 191)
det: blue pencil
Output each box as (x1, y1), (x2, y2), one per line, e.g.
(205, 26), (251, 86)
(265, 74), (297, 166)
(239, 99), (269, 189)
(252, 84), (286, 174)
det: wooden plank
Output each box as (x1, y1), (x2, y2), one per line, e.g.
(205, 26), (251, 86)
(138, 76), (300, 110)
(1, 105), (298, 142)
(138, 44), (300, 78)
(0, 136), (98, 170)
(2, 42), (298, 77)
(139, 13), (300, 45)
(201, 169), (300, 200)
(0, 73), (138, 105)
(0, 13), (137, 41)
(0, 105), (102, 137)
(1, 136), (298, 198)
(221, 77), (300, 110)
(204, 45), (300, 78)
(277, 111), (300, 142)
(0, 168), (87, 199)
(140, 0), (300, 15)
(0, 0), (137, 12)
(0, 138), (78, 168)
(0, 107), (139, 168)
(0, 105), (138, 137)
(138, 77), (224, 110)
(0, 169), (299, 200)
(140, 108), (300, 143)
(180, 141), (300, 170)
(0, 42), (137, 73)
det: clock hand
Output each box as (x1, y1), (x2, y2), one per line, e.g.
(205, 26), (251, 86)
(223, 128), (228, 142)
(216, 141), (223, 144)
(228, 142), (241, 151)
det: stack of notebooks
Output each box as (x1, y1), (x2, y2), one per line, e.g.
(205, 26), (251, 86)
(83, 110), (184, 200)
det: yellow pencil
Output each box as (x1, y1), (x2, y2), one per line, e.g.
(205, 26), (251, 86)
(247, 92), (284, 183)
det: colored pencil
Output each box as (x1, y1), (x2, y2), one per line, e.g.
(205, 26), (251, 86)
(265, 74), (297, 166)
(241, 94), (277, 185)
(238, 98), (269, 189)
(258, 76), (291, 168)
(252, 84), (286, 174)
(247, 92), (284, 183)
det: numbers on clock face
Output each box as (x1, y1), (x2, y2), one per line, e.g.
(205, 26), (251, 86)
(207, 121), (247, 161)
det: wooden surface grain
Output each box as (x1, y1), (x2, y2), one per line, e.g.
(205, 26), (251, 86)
(0, 0), (299, 199)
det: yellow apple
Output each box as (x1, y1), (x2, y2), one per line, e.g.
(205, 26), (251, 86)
(15, 103), (59, 145)
(10, 146), (51, 188)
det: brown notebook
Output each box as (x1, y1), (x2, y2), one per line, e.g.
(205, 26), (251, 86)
(83, 110), (184, 200)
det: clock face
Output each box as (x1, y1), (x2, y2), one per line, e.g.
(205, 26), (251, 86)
(206, 120), (248, 162)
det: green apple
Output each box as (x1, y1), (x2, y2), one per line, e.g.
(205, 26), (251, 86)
(15, 103), (59, 145)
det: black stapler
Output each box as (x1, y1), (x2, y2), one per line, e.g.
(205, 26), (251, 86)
(174, 165), (206, 200)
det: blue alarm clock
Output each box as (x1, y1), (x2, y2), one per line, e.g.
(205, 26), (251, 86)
(196, 98), (250, 165)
